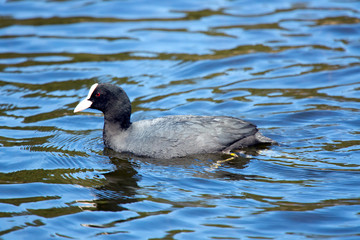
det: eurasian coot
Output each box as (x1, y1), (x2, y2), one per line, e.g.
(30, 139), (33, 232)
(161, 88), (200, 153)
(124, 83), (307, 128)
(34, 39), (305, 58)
(74, 83), (276, 158)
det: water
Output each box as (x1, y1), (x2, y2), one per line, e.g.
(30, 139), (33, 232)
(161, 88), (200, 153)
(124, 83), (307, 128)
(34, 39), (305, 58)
(1, 0), (360, 239)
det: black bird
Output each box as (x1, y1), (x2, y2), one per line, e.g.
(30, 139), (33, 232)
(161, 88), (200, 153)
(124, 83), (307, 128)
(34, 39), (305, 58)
(74, 83), (276, 158)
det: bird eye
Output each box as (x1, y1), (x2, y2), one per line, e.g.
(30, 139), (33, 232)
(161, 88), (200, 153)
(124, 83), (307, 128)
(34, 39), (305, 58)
(95, 92), (101, 97)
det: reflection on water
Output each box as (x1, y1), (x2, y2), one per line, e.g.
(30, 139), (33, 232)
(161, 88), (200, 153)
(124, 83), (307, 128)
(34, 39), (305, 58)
(1, 0), (360, 239)
(91, 151), (140, 212)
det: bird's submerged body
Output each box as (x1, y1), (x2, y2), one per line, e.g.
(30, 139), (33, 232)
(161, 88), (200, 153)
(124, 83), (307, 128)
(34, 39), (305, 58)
(74, 83), (276, 159)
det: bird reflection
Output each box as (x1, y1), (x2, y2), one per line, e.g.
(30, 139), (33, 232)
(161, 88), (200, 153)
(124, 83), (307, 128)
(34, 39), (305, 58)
(89, 145), (272, 211)
(90, 149), (141, 211)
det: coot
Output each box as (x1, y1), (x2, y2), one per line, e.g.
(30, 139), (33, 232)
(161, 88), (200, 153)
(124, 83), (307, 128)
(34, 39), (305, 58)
(74, 83), (276, 158)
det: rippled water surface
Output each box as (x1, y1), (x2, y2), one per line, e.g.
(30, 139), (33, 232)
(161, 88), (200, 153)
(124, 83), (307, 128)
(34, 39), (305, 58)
(1, 0), (360, 239)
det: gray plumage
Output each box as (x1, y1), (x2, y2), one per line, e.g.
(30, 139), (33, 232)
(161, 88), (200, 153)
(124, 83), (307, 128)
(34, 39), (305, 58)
(74, 83), (276, 159)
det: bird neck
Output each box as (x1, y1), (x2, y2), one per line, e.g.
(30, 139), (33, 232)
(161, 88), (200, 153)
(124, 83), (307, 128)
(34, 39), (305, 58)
(103, 100), (132, 130)
(104, 112), (131, 130)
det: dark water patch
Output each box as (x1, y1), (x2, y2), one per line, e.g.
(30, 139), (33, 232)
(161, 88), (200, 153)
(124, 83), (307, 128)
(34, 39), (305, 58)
(0, 168), (104, 186)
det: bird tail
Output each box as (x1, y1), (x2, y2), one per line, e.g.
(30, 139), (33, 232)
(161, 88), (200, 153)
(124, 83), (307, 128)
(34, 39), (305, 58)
(255, 132), (277, 145)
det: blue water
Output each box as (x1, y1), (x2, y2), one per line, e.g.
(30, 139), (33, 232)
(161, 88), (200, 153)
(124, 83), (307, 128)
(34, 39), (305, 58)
(1, 0), (360, 239)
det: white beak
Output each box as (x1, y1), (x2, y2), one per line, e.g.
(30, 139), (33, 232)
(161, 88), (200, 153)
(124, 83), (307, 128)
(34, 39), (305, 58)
(74, 98), (93, 113)
(73, 83), (99, 113)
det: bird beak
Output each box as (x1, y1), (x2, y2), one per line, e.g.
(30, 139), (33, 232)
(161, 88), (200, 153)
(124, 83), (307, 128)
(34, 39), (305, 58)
(74, 98), (93, 113)
(73, 83), (98, 113)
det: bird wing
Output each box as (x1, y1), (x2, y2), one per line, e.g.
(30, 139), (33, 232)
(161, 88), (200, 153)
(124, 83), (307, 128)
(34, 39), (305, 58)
(126, 115), (258, 157)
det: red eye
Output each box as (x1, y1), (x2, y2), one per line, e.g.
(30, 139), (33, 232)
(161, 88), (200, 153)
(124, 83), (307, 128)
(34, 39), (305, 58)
(95, 92), (101, 97)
